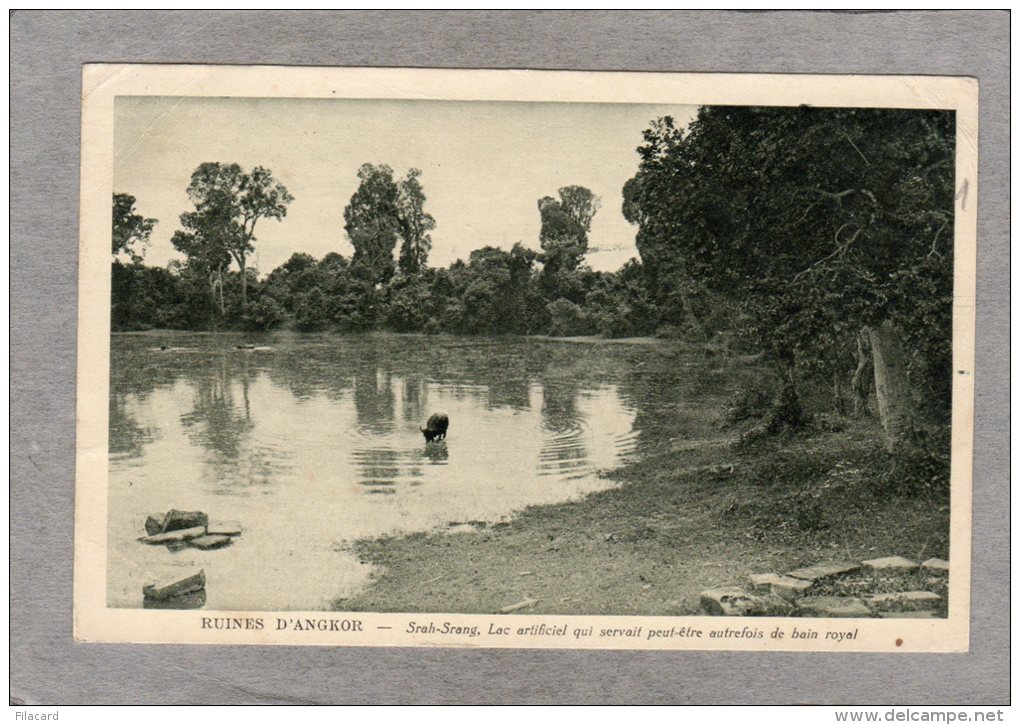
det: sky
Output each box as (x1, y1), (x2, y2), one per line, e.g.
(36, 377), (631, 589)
(114, 96), (697, 274)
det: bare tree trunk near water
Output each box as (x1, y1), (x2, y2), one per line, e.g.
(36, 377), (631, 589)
(869, 321), (917, 452)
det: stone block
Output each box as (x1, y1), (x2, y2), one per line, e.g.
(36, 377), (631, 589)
(795, 596), (871, 618)
(861, 555), (918, 571)
(189, 534), (233, 550)
(921, 558), (950, 574)
(161, 509), (209, 533)
(144, 514), (165, 536)
(747, 573), (782, 590)
(206, 521), (242, 536)
(143, 589), (207, 610)
(700, 587), (767, 616)
(786, 561), (860, 581)
(140, 525), (207, 544)
(758, 593), (795, 616)
(770, 575), (814, 601)
(867, 591), (941, 611)
(142, 570), (206, 600)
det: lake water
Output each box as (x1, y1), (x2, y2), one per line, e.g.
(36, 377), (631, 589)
(108, 333), (727, 610)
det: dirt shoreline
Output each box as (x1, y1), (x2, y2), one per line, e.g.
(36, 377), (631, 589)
(337, 409), (949, 616)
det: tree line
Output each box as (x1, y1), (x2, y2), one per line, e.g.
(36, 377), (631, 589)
(112, 162), (654, 339)
(112, 106), (955, 485)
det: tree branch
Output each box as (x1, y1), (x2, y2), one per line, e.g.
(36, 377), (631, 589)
(809, 188), (879, 207)
(927, 220), (949, 259)
(843, 132), (870, 165)
(791, 225), (862, 283)
(810, 188), (856, 200)
(778, 199), (820, 231)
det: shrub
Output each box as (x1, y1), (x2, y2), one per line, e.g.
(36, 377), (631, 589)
(546, 298), (592, 336)
(293, 288), (330, 331)
(243, 295), (286, 331)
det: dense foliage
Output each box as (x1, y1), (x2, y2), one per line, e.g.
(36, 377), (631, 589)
(625, 107), (955, 416)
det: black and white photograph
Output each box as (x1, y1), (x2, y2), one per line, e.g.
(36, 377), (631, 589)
(74, 65), (976, 651)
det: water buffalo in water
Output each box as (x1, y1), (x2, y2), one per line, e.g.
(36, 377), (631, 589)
(420, 413), (449, 443)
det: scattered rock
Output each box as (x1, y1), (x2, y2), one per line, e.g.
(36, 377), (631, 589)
(795, 596), (871, 618)
(144, 514), (165, 536)
(188, 534), (233, 550)
(786, 561), (860, 582)
(165, 541), (189, 553)
(161, 509), (209, 533)
(867, 591), (941, 611)
(770, 575), (814, 601)
(878, 611), (940, 619)
(140, 526), (207, 544)
(206, 521), (242, 536)
(710, 554), (949, 619)
(142, 570), (206, 600)
(700, 587), (767, 616)
(862, 555), (918, 571)
(921, 558), (950, 574)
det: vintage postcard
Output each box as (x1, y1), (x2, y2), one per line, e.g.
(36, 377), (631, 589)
(74, 65), (977, 651)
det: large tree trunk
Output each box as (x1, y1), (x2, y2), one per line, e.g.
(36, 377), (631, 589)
(869, 320), (917, 453)
(851, 327), (873, 417)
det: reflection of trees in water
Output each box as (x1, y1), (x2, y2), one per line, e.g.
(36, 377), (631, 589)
(179, 355), (256, 462)
(110, 344), (196, 400)
(263, 351), (353, 401)
(110, 338), (228, 463)
(353, 363), (395, 433)
(205, 444), (286, 494)
(109, 392), (154, 459)
(176, 353), (290, 491)
(540, 376), (582, 433)
(538, 433), (588, 477)
(352, 447), (423, 489)
(401, 374), (428, 426)
(486, 355), (531, 410)
(536, 373), (589, 477)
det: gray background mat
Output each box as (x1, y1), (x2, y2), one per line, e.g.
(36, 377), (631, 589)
(10, 10), (1009, 705)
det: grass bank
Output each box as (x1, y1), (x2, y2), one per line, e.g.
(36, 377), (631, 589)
(336, 360), (950, 616)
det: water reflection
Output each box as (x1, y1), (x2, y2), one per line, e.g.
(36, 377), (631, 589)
(401, 375), (427, 424)
(179, 356), (255, 461)
(109, 392), (154, 460)
(107, 334), (737, 610)
(353, 365), (395, 434)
